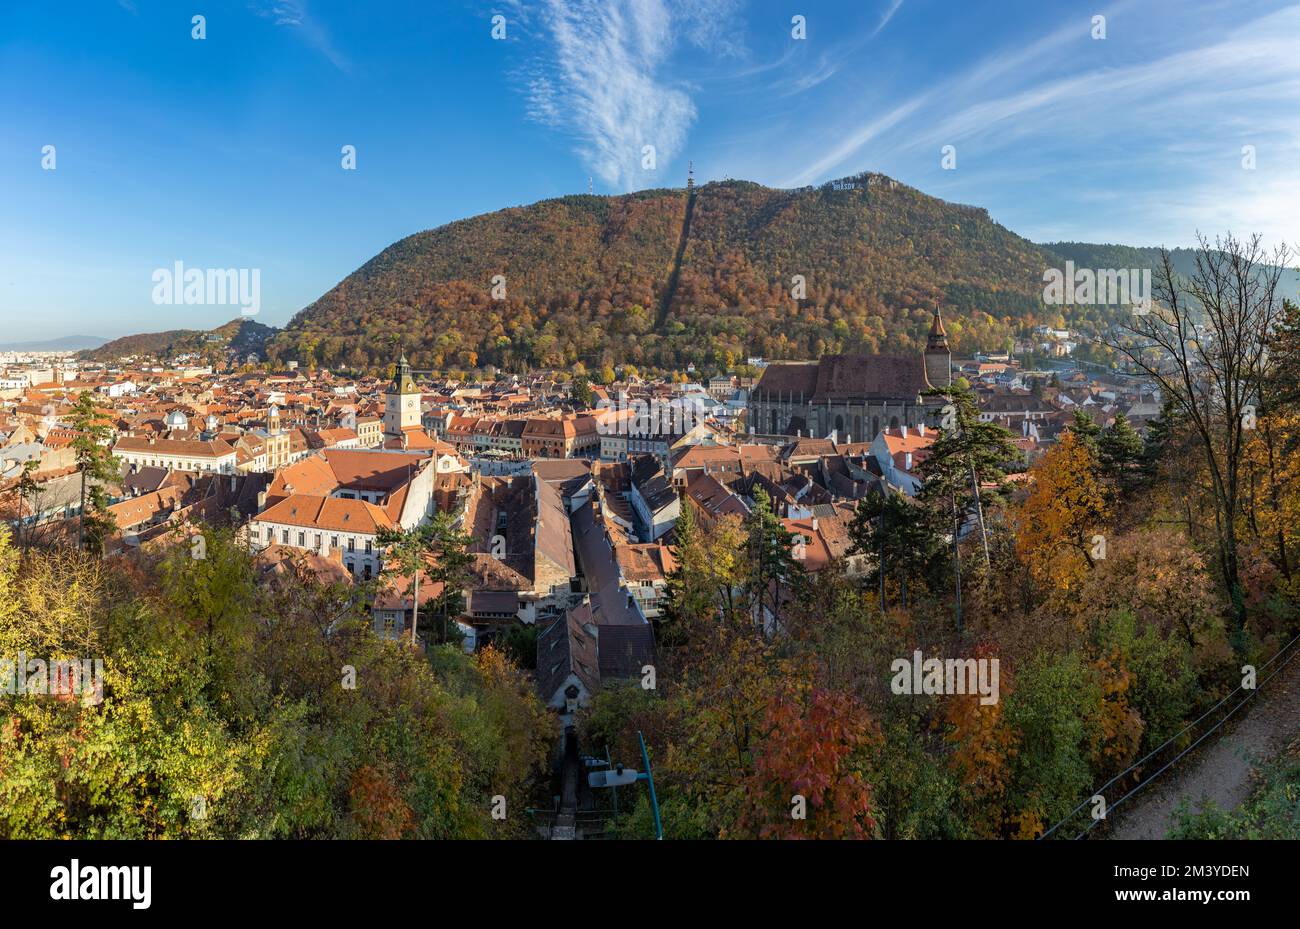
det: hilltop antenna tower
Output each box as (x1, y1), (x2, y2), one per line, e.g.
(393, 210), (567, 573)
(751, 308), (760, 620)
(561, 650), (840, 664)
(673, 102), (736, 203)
(588, 175), (593, 195)
(687, 161), (694, 191)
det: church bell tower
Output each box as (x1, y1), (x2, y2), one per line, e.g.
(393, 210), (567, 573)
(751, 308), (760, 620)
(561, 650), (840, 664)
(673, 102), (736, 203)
(925, 307), (952, 388)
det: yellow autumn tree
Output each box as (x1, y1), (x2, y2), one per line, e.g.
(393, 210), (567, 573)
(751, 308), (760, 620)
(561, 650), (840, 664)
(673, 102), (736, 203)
(1015, 430), (1110, 591)
(1242, 409), (1300, 598)
(944, 644), (1017, 837)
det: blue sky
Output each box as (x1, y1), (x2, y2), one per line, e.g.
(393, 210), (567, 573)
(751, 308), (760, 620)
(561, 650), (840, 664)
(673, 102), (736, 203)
(1, 0), (1297, 341)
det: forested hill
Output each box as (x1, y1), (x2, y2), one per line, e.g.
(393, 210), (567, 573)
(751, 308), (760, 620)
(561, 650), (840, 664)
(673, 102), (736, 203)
(81, 318), (279, 364)
(268, 172), (1067, 374)
(1041, 242), (1300, 302)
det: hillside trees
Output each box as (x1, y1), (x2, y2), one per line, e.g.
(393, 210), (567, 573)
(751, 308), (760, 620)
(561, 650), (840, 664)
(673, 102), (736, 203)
(1015, 430), (1110, 588)
(269, 178), (1091, 376)
(1108, 235), (1291, 627)
(0, 527), (553, 839)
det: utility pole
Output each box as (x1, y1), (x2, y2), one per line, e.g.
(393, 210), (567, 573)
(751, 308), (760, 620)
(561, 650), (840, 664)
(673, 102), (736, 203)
(968, 456), (990, 568)
(952, 492), (963, 633)
(878, 492), (886, 612)
(639, 731), (663, 840)
(78, 468), (86, 550)
(410, 551), (420, 648)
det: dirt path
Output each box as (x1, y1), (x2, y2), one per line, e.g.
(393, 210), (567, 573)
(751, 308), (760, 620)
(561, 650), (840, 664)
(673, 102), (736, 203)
(1109, 649), (1300, 839)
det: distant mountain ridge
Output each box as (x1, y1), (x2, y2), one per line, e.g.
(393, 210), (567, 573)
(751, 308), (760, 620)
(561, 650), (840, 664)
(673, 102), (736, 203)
(1, 335), (107, 352)
(1040, 242), (1300, 302)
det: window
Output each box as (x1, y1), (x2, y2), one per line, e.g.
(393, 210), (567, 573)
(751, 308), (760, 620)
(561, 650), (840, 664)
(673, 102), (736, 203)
(314, 533), (322, 549)
(297, 532), (305, 546)
(347, 538), (355, 552)
(332, 535), (339, 549)
(364, 540), (372, 554)
(281, 529), (289, 544)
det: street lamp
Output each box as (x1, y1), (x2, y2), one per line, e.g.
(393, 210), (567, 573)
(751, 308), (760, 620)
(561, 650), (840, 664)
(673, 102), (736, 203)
(587, 730), (663, 840)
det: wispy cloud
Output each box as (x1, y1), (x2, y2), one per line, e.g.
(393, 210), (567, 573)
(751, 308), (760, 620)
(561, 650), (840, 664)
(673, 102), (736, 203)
(871, 0), (904, 38)
(250, 1), (350, 73)
(783, 94), (931, 186)
(778, 5), (1108, 186)
(513, 0), (740, 191)
(758, 0), (1300, 250)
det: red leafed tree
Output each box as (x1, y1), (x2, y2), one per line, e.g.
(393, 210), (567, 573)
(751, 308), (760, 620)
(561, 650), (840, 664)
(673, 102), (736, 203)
(348, 763), (413, 840)
(741, 688), (877, 839)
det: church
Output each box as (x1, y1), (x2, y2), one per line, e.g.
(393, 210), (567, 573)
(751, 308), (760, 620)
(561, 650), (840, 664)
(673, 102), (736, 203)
(748, 309), (951, 442)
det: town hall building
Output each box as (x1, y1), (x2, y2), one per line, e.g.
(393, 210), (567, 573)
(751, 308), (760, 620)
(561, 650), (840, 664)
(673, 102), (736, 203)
(382, 354), (438, 451)
(748, 308), (952, 442)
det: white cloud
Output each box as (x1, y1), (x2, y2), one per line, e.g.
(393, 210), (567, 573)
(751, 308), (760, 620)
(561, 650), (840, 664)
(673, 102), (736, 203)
(782, 94), (931, 187)
(250, 1), (350, 73)
(872, 0), (904, 38)
(777, 0), (1300, 248)
(516, 0), (739, 191)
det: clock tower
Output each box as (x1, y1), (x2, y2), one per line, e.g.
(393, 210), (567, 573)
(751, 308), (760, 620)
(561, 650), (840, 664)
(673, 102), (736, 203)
(384, 354), (420, 442)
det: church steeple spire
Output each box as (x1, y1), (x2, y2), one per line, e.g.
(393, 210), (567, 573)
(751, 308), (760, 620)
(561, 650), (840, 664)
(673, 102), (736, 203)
(927, 305), (948, 349)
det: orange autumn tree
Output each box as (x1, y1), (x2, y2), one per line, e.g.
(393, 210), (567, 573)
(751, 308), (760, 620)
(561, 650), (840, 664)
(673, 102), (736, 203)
(1242, 408), (1300, 596)
(944, 644), (1017, 838)
(1016, 429), (1110, 591)
(739, 688), (878, 839)
(348, 762), (414, 839)
(1086, 648), (1143, 774)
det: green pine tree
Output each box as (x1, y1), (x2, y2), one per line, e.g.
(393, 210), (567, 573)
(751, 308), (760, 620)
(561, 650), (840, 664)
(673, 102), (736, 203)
(1098, 412), (1144, 499)
(68, 391), (118, 555)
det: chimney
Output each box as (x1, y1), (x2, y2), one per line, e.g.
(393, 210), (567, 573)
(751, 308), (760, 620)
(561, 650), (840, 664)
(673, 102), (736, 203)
(256, 490), (266, 510)
(811, 516), (818, 532)
(916, 423), (925, 438)
(900, 424), (907, 438)
(904, 451), (913, 472)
